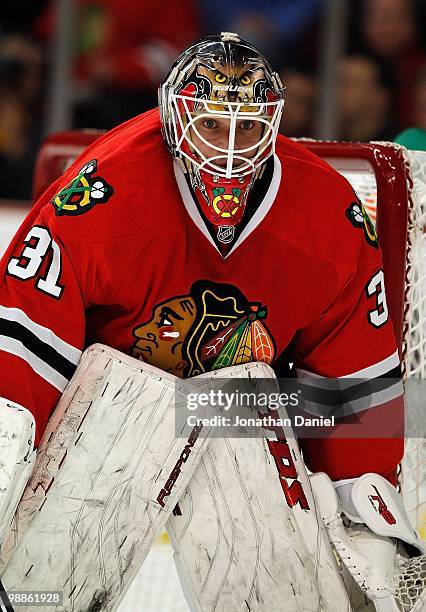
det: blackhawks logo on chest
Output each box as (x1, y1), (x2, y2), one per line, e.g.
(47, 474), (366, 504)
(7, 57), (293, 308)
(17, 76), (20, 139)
(131, 280), (276, 378)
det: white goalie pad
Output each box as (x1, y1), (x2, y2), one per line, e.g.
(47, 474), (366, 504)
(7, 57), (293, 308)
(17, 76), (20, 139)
(167, 364), (352, 612)
(0, 399), (35, 547)
(0, 344), (219, 611)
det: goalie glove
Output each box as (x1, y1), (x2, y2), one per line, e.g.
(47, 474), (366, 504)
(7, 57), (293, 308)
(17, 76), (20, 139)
(310, 472), (426, 612)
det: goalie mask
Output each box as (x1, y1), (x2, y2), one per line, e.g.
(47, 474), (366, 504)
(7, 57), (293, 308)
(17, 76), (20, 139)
(159, 32), (285, 240)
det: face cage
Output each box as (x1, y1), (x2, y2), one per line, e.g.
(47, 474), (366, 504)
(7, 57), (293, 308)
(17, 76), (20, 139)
(169, 94), (284, 179)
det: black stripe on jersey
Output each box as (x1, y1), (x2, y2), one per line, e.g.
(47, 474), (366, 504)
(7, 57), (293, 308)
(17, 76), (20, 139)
(297, 365), (402, 408)
(0, 318), (76, 380)
(378, 364), (402, 378)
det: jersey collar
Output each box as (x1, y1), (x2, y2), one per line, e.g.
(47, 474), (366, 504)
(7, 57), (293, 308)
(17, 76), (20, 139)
(173, 154), (282, 259)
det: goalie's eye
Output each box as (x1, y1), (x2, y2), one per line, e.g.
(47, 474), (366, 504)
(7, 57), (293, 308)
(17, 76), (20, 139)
(240, 73), (251, 85)
(239, 120), (255, 131)
(215, 72), (227, 83)
(202, 118), (218, 129)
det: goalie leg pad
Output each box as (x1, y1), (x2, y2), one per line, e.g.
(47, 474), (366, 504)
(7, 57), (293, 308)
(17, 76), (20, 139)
(1, 344), (216, 611)
(167, 363), (352, 611)
(0, 399), (35, 548)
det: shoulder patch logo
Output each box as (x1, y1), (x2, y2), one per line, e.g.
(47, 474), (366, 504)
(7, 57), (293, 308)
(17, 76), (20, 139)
(346, 200), (378, 248)
(51, 159), (113, 216)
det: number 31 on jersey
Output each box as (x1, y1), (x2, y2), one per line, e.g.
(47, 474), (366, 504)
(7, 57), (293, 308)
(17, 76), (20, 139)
(7, 226), (64, 298)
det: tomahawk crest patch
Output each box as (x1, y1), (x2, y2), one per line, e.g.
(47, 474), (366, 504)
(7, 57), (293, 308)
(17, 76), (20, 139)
(346, 200), (378, 248)
(51, 159), (113, 216)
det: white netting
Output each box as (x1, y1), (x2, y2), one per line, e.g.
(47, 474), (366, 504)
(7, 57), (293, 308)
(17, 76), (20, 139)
(400, 150), (426, 543)
(393, 553), (426, 612)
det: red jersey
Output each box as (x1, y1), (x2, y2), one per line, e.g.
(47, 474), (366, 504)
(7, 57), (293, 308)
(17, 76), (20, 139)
(0, 109), (403, 481)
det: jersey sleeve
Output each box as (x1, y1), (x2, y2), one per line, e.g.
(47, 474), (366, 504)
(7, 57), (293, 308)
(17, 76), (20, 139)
(0, 206), (85, 446)
(293, 209), (404, 484)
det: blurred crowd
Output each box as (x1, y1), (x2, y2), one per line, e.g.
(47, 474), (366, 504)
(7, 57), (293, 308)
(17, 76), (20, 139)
(0, 0), (425, 199)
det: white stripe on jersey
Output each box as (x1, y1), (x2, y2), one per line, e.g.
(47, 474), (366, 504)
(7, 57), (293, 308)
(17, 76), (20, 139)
(296, 349), (400, 382)
(0, 336), (69, 392)
(0, 306), (80, 365)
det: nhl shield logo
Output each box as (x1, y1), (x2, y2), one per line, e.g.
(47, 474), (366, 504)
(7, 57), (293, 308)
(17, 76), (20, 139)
(217, 226), (235, 243)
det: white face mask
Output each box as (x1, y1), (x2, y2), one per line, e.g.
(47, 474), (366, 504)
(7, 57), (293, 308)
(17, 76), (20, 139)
(169, 94), (284, 179)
